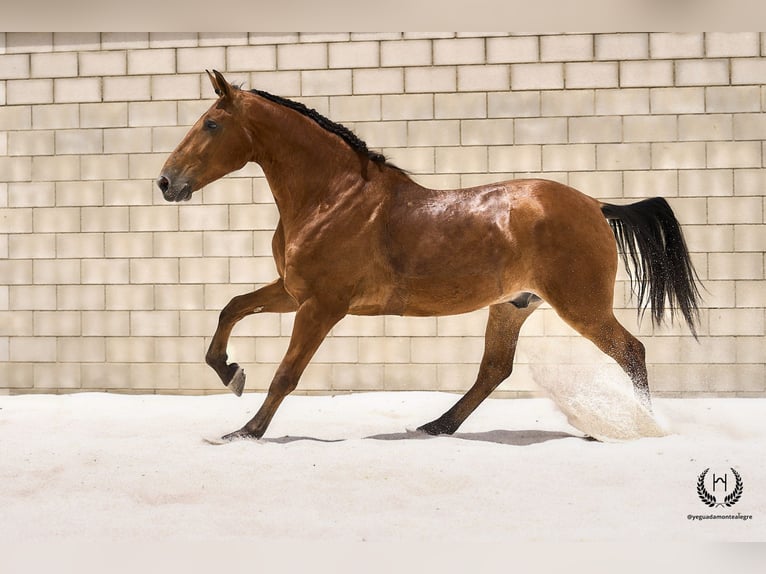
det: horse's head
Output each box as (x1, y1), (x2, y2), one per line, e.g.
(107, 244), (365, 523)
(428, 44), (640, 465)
(157, 70), (253, 202)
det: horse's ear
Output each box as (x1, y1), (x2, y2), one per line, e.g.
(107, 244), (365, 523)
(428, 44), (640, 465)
(206, 69), (232, 100)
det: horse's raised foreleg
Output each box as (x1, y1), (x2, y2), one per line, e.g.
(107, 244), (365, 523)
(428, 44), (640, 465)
(223, 297), (345, 440)
(205, 279), (297, 395)
(418, 297), (542, 435)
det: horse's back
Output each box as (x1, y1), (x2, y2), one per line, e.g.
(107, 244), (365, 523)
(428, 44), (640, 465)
(500, 178), (603, 219)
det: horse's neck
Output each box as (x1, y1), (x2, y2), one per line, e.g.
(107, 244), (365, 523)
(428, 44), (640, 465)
(243, 97), (364, 224)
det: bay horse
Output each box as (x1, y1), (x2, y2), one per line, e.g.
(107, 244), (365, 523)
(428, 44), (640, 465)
(158, 70), (701, 441)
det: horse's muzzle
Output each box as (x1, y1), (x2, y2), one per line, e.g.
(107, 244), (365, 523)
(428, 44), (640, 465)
(157, 175), (193, 202)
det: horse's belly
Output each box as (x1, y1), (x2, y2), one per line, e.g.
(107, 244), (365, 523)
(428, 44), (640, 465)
(400, 275), (509, 316)
(354, 235), (525, 316)
(348, 273), (514, 317)
(386, 230), (523, 315)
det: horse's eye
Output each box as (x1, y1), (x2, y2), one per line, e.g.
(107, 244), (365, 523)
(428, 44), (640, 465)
(205, 119), (218, 130)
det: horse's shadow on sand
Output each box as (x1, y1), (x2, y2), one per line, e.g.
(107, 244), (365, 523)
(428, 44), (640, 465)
(259, 429), (585, 446)
(368, 429), (584, 446)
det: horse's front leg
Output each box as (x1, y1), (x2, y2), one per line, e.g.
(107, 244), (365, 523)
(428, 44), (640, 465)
(205, 279), (297, 395)
(223, 297), (346, 440)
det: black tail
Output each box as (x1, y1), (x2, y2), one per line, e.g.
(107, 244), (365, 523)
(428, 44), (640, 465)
(601, 198), (702, 338)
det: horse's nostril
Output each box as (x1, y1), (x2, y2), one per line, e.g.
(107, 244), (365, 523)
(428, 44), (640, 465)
(157, 176), (170, 193)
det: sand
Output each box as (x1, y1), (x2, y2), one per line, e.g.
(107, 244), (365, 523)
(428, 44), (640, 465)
(1, 387), (763, 548)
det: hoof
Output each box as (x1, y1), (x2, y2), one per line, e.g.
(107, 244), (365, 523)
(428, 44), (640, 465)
(227, 365), (246, 397)
(417, 420), (456, 436)
(221, 428), (261, 442)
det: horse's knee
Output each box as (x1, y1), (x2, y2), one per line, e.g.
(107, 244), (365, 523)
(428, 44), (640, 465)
(219, 295), (245, 325)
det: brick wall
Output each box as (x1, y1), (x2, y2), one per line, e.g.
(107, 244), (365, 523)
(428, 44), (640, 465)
(1, 32), (764, 396)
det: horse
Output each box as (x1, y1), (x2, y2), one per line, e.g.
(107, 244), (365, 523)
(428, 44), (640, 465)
(158, 70), (701, 441)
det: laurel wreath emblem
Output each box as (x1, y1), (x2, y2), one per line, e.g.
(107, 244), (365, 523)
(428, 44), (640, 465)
(697, 469), (716, 507)
(697, 467), (744, 508)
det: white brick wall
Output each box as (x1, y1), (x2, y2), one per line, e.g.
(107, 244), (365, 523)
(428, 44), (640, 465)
(1, 32), (764, 397)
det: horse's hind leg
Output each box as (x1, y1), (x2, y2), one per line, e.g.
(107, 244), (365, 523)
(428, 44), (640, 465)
(576, 314), (650, 409)
(205, 278), (297, 395)
(545, 293), (651, 410)
(418, 297), (542, 435)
